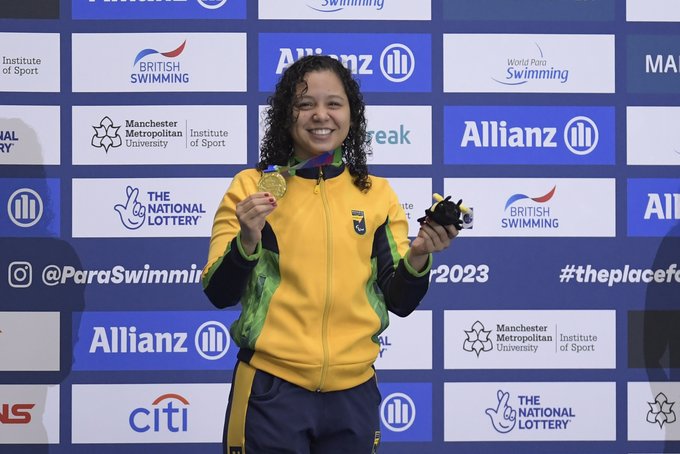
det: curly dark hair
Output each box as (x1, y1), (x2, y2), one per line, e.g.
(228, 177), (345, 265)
(258, 55), (372, 192)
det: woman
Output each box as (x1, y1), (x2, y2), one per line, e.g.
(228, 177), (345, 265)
(203, 55), (457, 453)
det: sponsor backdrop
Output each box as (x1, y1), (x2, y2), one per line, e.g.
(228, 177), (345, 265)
(1, 1), (679, 453)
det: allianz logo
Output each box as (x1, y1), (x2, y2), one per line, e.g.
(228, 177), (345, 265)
(88, 320), (230, 360)
(645, 193), (680, 220)
(276, 44), (415, 82)
(460, 116), (598, 156)
(7, 188), (43, 228)
(87, 0), (228, 9)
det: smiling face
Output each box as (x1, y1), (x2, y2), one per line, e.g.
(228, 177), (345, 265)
(289, 69), (351, 161)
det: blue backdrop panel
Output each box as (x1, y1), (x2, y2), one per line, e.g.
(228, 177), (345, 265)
(1, 0), (680, 453)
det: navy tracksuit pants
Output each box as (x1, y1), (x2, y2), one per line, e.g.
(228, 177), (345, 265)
(224, 361), (382, 454)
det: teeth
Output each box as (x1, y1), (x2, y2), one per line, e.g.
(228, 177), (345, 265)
(311, 129), (331, 135)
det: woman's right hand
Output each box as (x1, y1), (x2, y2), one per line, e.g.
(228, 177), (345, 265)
(236, 192), (278, 255)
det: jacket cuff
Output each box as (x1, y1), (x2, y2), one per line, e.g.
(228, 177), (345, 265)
(403, 250), (432, 277)
(236, 231), (262, 261)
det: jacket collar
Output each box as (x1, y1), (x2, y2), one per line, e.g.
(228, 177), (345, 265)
(295, 163), (346, 180)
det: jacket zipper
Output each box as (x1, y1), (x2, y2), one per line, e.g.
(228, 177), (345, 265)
(314, 166), (323, 194)
(316, 167), (332, 391)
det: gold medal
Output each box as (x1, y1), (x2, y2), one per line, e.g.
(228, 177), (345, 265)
(257, 172), (287, 199)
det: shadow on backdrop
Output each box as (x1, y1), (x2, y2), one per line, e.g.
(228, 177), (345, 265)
(633, 218), (680, 452)
(0, 117), (84, 452)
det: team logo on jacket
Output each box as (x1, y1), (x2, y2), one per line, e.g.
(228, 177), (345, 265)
(352, 210), (366, 235)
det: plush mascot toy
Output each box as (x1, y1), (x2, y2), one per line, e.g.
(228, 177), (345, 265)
(417, 193), (469, 230)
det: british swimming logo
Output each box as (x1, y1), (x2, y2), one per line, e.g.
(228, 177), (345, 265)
(505, 186), (556, 210)
(133, 40), (186, 66)
(501, 186), (559, 230)
(130, 40), (190, 85)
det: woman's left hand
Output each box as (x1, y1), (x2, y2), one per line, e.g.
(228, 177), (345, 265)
(407, 220), (458, 271)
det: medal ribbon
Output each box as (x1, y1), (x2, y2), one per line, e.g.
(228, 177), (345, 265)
(263, 147), (343, 177)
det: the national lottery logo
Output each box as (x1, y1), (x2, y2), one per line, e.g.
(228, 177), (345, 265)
(0, 129), (19, 154)
(485, 390), (575, 434)
(381, 392), (416, 432)
(501, 186), (558, 229)
(494, 42), (570, 86)
(129, 393), (189, 433)
(7, 188), (43, 228)
(115, 186), (146, 230)
(276, 43), (415, 83)
(463, 321), (493, 357)
(92, 117), (122, 153)
(130, 40), (190, 85)
(647, 392), (677, 428)
(113, 186), (206, 230)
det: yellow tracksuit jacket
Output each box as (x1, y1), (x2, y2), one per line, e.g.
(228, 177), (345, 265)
(202, 163), (431, 392)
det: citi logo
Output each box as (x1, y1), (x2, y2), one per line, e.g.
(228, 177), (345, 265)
(276, 44), (415, 82)
(460, 116), (598, 156)
(380, 392), (416, 432)
(644, 193), (680, 220)
(0, 403), (35, 424)
(7, 188), (43, 228)
(129, 393), (189, 433)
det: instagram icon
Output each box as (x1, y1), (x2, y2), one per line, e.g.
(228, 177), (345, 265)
(8, 261), (32, 288)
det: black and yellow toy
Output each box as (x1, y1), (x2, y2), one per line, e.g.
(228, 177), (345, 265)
(417, 193), (469, 230)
